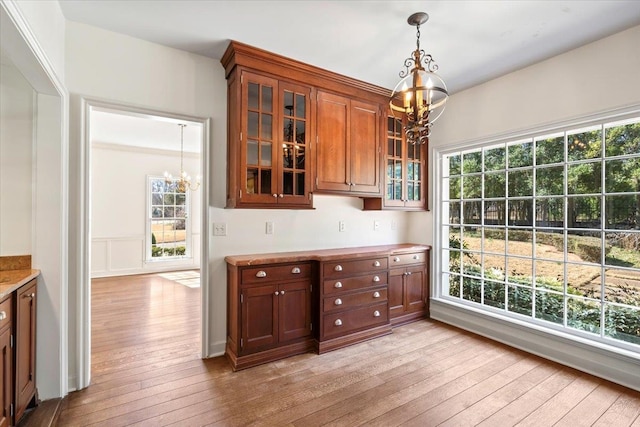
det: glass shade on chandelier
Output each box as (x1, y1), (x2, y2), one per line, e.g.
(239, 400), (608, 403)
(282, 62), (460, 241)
(164, 124), (201, 192)
(390, 12), (448, 145)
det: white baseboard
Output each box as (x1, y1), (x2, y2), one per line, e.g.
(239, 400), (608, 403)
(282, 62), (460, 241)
(430, 298), (640, 392)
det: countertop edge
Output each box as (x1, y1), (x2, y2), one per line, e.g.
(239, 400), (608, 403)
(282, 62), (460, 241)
(225, 244), (431, 266)
(0, 269), (40, 300)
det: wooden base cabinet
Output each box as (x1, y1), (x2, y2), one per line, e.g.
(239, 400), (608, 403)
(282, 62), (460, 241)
(388, 250), (430, 325)
(226, 244), (430, 370)
(226, 262), (314, 371)
(0, 278), (37, 426)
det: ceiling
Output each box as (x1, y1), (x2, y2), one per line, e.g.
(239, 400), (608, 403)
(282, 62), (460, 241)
(58, 0), (640, 94)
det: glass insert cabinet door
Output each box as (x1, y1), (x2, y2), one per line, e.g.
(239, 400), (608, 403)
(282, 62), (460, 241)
(240, 71), (312, 207)
(385, 116), (427, 209)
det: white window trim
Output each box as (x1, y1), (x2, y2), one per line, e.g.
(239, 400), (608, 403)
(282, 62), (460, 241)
(431, 105), (640, 392)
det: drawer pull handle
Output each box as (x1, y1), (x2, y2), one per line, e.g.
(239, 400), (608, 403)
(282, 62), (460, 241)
(373, 276), (380, 282)
(256, 271), (267, 278)
(394, 257), (400, 262)
(334, 282), (343, 289)
(413, 255), (420, 260)
(373, 260), (381, 267)
(0, 311), (5, 321)
(334, 319), (342, 326)
(334, 265), (343, 272)
(274, 291), (279, 296)
(373, 291), (380, 298)
(373, 310), (381, 317)
(291, 267), (301, 274)
(334, 298), (342, 306)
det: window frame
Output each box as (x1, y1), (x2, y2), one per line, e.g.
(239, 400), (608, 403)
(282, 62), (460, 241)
(433, 110), (640, 355)
(145, 176), (192, 262)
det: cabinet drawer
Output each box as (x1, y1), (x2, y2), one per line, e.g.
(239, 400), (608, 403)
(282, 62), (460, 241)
(0, 297), (10, 331)
(241, 263), (311, 284)
(323, 287), (387, 313)
(323, 272), (388, 295)
(323, 257), (388, 279)
(390, 251), (426, 267)
(322, 302), (388, 338)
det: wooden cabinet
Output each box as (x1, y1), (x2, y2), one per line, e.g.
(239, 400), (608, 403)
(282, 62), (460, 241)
(0, 297), (11, 427)
(14, 280), (36, 423)
(315, 91), (382, 195)
(363, 115), (428, 211)
(222, 41), (392, 208)
(318, 256), (391, 353)
(225, 69), (314, 208)
(227, 262), (314, 370)
(388, 250), (430, 325)
(225, 244), (430, 370)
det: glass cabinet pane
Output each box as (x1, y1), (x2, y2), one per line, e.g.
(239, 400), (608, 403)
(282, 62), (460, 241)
(260, 142), (272, 166)
(296, 121), (305, 143)
(283, 91), (293, 115)
(296, 173), (305, 195)
(247, 168), (258, 194)
(260, 169), (272, 194)
(295, 94), (305, 118)
(248, 112), (259, 138)
(283, 118), (294, 142)
(248, 83), (259, 109)
(261, 86), (272, 112)
(261, 114), (272, 140)
(247, 140), (258, 165)
(296, 146), (305, 169)
(283, 144), (293, 168)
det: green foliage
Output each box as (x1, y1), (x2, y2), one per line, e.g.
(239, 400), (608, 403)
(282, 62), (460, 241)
(152, 245), (186, 257)
(151, 233), (157, 245)
(151, 246), (163, 257)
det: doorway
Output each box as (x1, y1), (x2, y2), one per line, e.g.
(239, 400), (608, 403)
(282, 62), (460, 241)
(79, 100), (210, 389)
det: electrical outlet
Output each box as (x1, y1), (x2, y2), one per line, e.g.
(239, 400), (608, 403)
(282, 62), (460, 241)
(265, 221), (274, 235)
(339, 220), (346, 232)
(373, 220), (380, 231)
(213, 222), (227, 236)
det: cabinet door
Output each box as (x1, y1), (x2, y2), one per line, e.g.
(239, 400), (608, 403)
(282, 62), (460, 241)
(350, 99), (381, 194)
(316, 91), (350, 192)
(241, 285), (278, 353)
(240, 72), (279, 205)
(388, 268), (405, 317)
(278, 82), (313, 206)
(278, 281), (311, 343)
(0, 327), (10, 427)
(15, 281), (36, 423)
(405, 265), (427, 313)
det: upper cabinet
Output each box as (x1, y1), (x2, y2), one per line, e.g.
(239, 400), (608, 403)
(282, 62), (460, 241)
(363, 115), (428, 211)
(221, 41), (390, 209)
(315, 91), (382, 195)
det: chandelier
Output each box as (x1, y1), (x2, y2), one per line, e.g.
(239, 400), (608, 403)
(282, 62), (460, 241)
(164, 124), (200, 192)
(389, 12), (448, 145)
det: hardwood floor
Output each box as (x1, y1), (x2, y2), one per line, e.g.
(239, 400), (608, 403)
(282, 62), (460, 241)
(55, 273), (640, 426)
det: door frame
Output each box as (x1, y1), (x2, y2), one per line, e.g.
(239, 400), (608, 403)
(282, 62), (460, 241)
(77, 97), (210, 389)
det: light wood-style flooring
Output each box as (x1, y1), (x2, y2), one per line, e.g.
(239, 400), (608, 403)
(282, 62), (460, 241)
(55, 273), (640, 426)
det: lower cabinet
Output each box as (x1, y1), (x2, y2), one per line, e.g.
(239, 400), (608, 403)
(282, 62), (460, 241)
(0, 278), (37, 426)
(226, 262), (314, 371)
(388, 250), (429, 325)
(225, 245), (430, 370)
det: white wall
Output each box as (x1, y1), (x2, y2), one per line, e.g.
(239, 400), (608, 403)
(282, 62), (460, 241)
(65, 20), (412, 365)
(422, 25), (640, 391)
(0, 63), (33, 255)
(90, 143), (201, 277)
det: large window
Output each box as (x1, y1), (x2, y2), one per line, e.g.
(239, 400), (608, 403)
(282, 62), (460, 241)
(440, 116), (640, 351)
(147, 177), (190, 260)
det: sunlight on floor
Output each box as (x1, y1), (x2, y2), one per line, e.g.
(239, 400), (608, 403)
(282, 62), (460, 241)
(157, 270), (200, 288)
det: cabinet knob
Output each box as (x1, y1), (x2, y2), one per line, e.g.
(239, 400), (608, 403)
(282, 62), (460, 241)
(407, 271), (412, 276)
(334, 265), (343, 272)
(291, 267), (301, 274)
(373, 275), (380, 282)
(373, 291), (380, 298)
(334, 319), (342, 326)
(274, 291), (279, 296)
(22, 293), (35, 299)
(280, 290), (285, 295)
(0, 311), (5, 321)
(272, 194), (278, 198)
(373, 260), (381, 267)
(279, 194), (284, 198)
(393, 257), (400, 262)
(413, 254), (420, 260)
(256, 270), (267, 278)
(373, 310), (381, 317)
(334, 282), (343, 289)
(334, 298), (342, 306)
